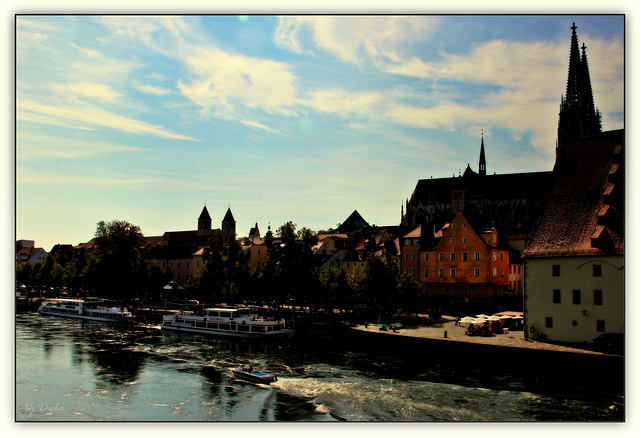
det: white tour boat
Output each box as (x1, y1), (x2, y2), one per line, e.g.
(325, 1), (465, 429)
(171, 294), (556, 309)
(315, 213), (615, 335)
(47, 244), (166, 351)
(38, 298), (134, 323)
(161, 307), (295, 339)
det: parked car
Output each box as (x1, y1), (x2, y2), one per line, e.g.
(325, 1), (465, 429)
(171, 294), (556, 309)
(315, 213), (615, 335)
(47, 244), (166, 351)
(589, 333), (624, 355)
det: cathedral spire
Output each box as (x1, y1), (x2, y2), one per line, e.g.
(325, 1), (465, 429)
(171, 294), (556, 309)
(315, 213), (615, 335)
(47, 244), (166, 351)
(479, 130), (486, 177)
(557, 23), (602, 155)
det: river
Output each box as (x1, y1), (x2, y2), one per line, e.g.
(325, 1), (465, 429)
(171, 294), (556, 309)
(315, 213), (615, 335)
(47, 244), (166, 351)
(15, 313), (622, 422)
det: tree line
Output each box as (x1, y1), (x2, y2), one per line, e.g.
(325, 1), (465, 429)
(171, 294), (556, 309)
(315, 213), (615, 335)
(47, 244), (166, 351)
(16, 219), (422, 312)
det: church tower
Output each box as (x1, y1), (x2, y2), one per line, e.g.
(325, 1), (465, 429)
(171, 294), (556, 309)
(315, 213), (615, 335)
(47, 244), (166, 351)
(222, 207), (236, 241)
(197, 205), (212, 236)
(479, 132), (486, 177)
(557, 23), (602, 155)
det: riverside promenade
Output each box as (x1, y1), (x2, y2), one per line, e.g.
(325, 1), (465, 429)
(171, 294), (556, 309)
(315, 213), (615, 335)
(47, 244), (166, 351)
(345, 315), (624, 396)
(351, 315), (605, 355)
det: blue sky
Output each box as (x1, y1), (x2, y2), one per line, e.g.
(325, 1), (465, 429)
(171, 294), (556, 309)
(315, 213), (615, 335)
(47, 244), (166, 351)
(15, 14), (624, 251)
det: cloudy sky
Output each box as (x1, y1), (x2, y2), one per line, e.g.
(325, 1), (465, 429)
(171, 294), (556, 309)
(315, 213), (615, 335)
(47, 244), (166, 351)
(15, 14), (624, 251)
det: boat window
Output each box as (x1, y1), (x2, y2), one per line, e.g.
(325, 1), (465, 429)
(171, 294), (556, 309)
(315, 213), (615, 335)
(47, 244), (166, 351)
(207, 323), (218, 329)
(219, 324), (230, 331)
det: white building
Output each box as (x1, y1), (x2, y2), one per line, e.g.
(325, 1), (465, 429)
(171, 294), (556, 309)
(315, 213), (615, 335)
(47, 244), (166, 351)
(523, 130), (624, 344)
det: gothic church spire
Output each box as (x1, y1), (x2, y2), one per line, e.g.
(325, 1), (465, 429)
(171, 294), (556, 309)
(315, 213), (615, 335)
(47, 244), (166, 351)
(557, 23), (602, 155)
(479, 130), (486, 177)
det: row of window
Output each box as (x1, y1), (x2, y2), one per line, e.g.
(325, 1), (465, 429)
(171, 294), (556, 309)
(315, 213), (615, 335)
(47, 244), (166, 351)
(404, 252), (504, 262)
(545, 317), (607, 332)
(552, 289), (603, 305)
(552, 264), (602, 277)
(162, 261), (202, 269)
(404, 267), (506, 278)
(424, 284), (478, 293)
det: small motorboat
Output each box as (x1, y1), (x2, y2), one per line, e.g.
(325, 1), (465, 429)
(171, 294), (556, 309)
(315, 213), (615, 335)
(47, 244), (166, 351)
(232, 366), (278, 384)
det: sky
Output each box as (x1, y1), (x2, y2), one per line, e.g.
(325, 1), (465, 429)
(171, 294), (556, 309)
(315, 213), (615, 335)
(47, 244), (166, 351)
(15, 13), (625, 252)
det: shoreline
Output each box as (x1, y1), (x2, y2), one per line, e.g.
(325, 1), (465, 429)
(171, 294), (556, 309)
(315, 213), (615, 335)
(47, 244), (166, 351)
(350, 315), (609, 356)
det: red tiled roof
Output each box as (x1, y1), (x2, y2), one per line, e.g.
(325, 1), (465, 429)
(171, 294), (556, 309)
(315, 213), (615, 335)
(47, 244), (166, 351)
(403, 225), (422, 238)
(523, 130), (624, 258)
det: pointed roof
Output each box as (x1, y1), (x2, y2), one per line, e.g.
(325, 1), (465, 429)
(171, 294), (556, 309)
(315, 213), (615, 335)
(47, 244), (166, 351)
(249, 222), (260, 238)
(479, 132), (486, 176)
(564, 22), (582, 109)
(558, 23), (601, 151)
(198, 205), (211, 221)
(580, 42), (596, 118)
(339, 210), (369, 232)
(463, 163), (478, 178)
(222, 207), (235, 223)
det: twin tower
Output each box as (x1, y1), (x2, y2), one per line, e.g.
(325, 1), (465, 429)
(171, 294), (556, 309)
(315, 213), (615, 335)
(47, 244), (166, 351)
(197, 204), (236, 240)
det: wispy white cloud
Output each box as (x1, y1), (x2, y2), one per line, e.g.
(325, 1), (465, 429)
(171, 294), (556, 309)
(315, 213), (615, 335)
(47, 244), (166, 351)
(136, 84), (173, 96)
(239, 119), (284, 135)
(304, 88), (385, 119)
(275, 16), (441, 67)
(50, 82), (122, 103)
(67, 42), (104, 59)
(18, 98), (199, 141)
(178, 46), (298, 119)
(273, 16), (622, 156)
(17, 133), (142, 160)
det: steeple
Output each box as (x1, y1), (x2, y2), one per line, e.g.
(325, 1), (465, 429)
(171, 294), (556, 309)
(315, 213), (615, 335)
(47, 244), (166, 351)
(222, 207), (236, 241)
(479, 131), (486, 177)
(557, 23), (602, 155)
(197, 204), (212, 236)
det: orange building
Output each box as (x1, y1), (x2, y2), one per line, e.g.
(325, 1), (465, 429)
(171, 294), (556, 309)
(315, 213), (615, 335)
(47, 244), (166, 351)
(400, 226), (422, 278)
(404, 211), (509, 298)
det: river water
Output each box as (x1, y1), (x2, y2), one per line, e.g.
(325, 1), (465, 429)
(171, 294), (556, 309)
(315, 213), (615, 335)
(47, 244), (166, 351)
(15, 313), (622, 422)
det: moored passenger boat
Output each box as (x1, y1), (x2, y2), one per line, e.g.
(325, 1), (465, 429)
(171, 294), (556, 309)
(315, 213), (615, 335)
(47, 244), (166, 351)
(161, 307), (294, 339)
(38, 298), (134, 323)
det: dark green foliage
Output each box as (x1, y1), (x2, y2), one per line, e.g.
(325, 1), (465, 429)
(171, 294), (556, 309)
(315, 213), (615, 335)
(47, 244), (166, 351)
(17, 219), (422, 314)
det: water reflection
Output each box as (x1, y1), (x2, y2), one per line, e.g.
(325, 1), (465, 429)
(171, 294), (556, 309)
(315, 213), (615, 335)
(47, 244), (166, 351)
(16, 313), (623, 422)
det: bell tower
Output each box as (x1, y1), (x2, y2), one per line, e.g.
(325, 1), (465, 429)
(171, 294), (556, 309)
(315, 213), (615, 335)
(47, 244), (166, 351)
(197, 204), (212, 236)
(222, 207), (236, 241)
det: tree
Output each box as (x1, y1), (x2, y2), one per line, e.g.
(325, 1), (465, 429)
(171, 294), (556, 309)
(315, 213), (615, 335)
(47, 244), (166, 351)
(365, 252), (399, 307)
(346, 262), (368, 301)
(64, 247), (93, 296)
(35, 256), (56, 294)
(224, 237), (251, 298)
(320, 266), (349, 310)
(396, 272), (422, 316)
(16, 261), (33, 288)
(89, 220), (147, 299)
(190, 237), (227, 306)
(274, 222), (319, 306)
